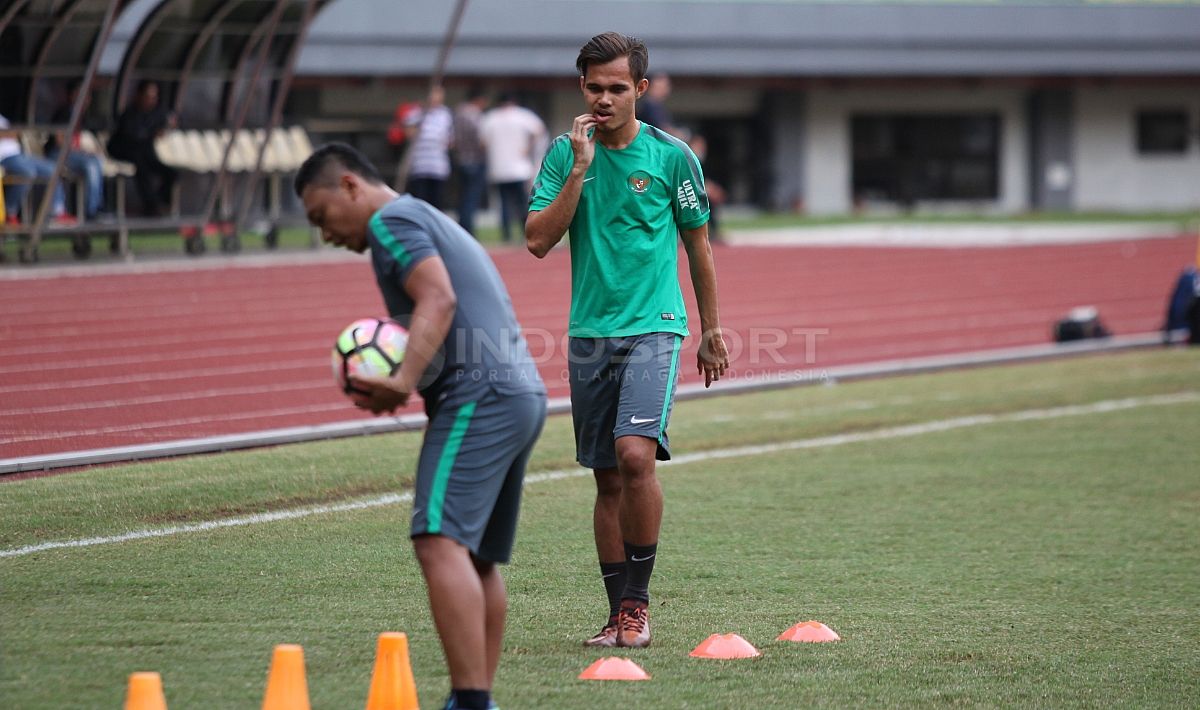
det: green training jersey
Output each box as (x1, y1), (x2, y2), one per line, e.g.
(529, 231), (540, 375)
(529, 121), (709, 338)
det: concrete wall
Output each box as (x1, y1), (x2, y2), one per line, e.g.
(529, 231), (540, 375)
(803, 86), (1029, 215)
(1074, 86), (1200, 211)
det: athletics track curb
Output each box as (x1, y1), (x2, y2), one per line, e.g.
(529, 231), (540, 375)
(0, 332), (1170, 475)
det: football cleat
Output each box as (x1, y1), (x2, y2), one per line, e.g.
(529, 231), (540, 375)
(616, 601), (651, 648)
(584, 619), (619, 648)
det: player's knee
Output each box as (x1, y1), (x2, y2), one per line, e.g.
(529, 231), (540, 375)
(615, 441), (656, 483)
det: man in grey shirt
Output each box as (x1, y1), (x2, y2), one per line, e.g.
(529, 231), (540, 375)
(296, 143), (546, 710)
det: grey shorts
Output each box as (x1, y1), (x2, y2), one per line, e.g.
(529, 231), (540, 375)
(411, 389), (547, 563)
(568, 333), (683, 469)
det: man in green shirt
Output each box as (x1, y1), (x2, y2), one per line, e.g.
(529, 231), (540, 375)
(527, 31), (729, 648)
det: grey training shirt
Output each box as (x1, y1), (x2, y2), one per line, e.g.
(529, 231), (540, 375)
(367, 195), (545, 410)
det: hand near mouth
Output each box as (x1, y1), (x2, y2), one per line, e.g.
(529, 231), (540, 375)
(570, 113), (597, 172)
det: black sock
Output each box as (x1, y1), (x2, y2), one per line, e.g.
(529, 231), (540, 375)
(600, 560), (627, 622)
(450, 688), (490, 710)
(621, 541), (657, 604)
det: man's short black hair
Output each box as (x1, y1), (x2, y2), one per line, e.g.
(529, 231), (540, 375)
(294, 142), (385, 198)
(576, 32), (648, 83)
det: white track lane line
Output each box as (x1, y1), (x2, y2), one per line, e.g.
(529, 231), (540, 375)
(0, 359), (323, 395)
(0, 342), (316, 375)
(2, 391), (1195, 559)
(0, 380), (332, 417)
(0, 402), (353, 445)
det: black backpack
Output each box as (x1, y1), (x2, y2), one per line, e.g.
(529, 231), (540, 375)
(1054, 306), (1109, 343)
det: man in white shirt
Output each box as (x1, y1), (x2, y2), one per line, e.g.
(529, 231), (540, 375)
(479, 92), (547, 243)
(405, 85), (454, 210)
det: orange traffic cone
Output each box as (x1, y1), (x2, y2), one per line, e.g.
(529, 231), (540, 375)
(689, 633), (761, 659)
(262, 644), (311, 710)
(124, 671), (167, 710)
(365, 632), (420, 710)
(777, 621), (841, 643)
(577, 657), (651, 681)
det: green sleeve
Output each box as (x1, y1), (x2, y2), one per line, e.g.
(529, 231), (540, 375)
(528, 133), (572, 212)
(671, 143), (710, 231)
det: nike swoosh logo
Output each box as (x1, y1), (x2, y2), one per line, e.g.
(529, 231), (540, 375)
(630, 553), (656, 562)
(583, 176), (596, 183)
(630, 416), (657, 424)
(601, 572), (621, 579)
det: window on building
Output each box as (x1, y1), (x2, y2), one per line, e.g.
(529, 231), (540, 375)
(1136, 110), (1189, 155)
(851, 114), (1000, 205)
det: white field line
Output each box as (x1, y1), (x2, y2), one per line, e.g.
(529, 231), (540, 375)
(2, 391), (1196, 560)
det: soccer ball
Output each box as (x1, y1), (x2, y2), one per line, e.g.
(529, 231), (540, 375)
(331, 317), (408, 396)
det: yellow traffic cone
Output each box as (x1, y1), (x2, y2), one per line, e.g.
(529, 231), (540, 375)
(366, 632), (419, 710)
(262, 644), (310, 710)
(124, 671), (167, 710)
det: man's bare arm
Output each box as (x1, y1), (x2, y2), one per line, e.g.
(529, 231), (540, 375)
(680, 224), (729, 387)
(526, 113), (596, 258)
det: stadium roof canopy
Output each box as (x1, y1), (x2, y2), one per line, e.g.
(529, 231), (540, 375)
(292, 0), (1200, 79)
(110, 0), (331, 126)
(0, 0), (332, 125)
(0, 0), (138, 122)
(0, 0), (332, 253)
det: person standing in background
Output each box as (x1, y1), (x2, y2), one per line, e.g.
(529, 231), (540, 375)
(480, 91), (546, 243)
(636, 72), (679, 137)
(453, 86), (489, 237)
(688, 133), (726, 242)
(405, 85), (454, 210)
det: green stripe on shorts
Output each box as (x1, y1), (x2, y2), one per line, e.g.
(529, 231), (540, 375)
(658, 335), (681, 444)
(369, 211), (412, 268)
(427, 400), (477, 534)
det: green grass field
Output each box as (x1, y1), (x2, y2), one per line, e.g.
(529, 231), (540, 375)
(2, 350), (1199, 708)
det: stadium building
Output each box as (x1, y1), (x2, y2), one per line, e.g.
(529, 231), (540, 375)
(283, 0), (1200, 215)
(12, 0), (1200, 219)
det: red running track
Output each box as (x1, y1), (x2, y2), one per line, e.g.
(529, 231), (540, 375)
(0, 235), (1193, 461)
